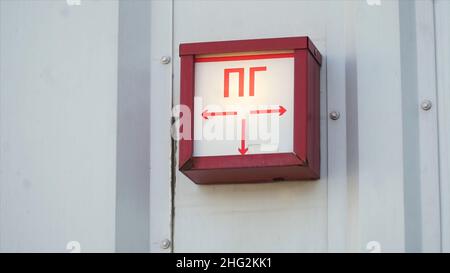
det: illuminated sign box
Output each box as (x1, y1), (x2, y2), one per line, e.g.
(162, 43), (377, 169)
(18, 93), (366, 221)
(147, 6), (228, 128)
(179, 36), (322, 184)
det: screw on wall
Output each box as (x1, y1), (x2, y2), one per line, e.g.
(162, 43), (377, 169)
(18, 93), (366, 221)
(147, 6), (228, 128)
(160, 239), (171, 249)
(329, 111), (340, 121)
(421, 99), (432, 111)
(160, 56), (171, 65)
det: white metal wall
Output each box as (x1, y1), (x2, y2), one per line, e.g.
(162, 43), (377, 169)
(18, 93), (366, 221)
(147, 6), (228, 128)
(0, 0), (119, 252)
(170, 0), (445, 252)
(0, 0), (448, 253)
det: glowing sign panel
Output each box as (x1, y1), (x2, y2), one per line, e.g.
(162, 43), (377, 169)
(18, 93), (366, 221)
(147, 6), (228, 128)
(193, 52), (294, 157)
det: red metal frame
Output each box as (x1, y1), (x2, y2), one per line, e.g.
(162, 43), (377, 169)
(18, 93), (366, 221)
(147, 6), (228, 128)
(179, 36), (322, 184)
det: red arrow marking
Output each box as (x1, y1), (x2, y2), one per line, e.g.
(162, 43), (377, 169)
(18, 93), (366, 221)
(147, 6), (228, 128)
(250, 105), (287, 116)
(202, 110), (238, 120)
(238, 118), (248, 155)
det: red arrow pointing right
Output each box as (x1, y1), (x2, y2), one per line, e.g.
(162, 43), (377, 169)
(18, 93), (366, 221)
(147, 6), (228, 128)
(250, 105), (286, 116)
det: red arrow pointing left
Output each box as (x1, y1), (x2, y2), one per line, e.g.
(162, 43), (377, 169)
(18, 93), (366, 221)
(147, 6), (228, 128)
(238, 118), (248, 155)
(202, 110), (238, 120)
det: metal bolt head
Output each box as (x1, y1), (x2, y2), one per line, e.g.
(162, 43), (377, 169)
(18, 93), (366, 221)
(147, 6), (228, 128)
(421, 99), (432, 111)
(329, 111), (340, 120)
(160, 56), (171, 64)
(160, 239), (171, 249)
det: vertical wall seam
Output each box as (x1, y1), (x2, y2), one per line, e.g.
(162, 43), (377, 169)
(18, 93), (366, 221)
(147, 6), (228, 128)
(399, 0), (421, 252)
(169, 0), (175, 253)
(344, 1), (359, 251)
(116, 0), (152, 252)
(431, 0), (443, 252)
(325, 39), (329, 252)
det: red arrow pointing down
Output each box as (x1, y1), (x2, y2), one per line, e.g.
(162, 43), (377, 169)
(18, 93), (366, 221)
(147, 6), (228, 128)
(202, 110), (238, 120)
(238, 118), (248, 155)
(250, 105), (287, 116)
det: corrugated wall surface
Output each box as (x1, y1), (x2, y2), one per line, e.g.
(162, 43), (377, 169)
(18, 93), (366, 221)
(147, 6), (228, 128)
(0, 0), (449, 252)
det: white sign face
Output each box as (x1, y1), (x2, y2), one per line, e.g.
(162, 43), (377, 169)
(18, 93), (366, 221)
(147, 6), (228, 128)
(193, 51), (294, 157)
